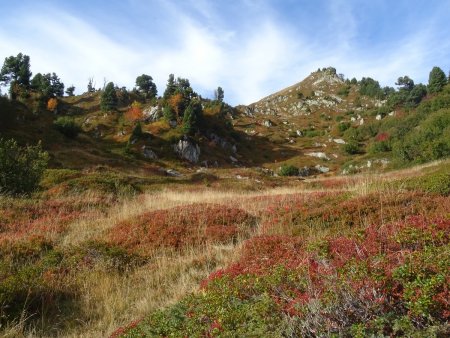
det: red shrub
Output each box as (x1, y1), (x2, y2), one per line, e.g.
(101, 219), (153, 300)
(375, 132), (390, 142)
(107, 204), (256, 254)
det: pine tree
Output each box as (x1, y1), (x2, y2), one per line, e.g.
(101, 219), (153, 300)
(0, 53), (32, 99)
(428, 66), (447, 94)
(215, 86), (224, 102)
(101, 82), (118, 112)
(163, 74), (176, 99)
(182, 99), (203, 135)
(135, 74), (157, 99)
(66, 86), (75, 96)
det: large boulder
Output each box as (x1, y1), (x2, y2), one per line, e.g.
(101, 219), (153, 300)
(174, 137), (200, 163)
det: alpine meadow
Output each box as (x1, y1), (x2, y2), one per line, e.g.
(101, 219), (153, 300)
(0, 1), (449, 337)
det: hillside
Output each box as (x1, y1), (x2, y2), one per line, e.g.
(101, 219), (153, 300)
(0, 61), (449, 337)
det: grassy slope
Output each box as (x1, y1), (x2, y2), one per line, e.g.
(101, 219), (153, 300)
(0, 159), (448, 337)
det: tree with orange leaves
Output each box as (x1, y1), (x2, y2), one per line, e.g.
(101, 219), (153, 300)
(47, 98), (58, 112)
(125, 101), (143, 122)
(167, 92), (183, 122)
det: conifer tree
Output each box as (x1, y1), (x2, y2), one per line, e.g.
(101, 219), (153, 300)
(101, 82), (118, 112)
(428, 66), (447, 94)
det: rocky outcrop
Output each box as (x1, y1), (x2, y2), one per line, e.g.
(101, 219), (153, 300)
(141, 146), (158, 160)
(174, 137), (200, 163)
(142, 106), (160, 122)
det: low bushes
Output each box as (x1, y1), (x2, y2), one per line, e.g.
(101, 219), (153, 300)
(107, 204), (257, 255)
(53, 116), (81, 138)
(0, 138), (48, 195)
(279, 164), (299, 176)
(119, 216), (450, 336)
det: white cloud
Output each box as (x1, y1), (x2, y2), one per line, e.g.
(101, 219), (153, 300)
(0, 1), (448, 105)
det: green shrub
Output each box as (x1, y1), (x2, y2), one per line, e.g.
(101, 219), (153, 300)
(343, 141), (360, 155)
(338, 122), (351, 134)
(0, 138), (49, 195)
(130, 122), (143, 140)
(337, 85), (351, 97)
(304, 130), (320, 138)
(54, 116), (81, 138)
(369, 140), (391, 153)
(279, 164), (299, 176)
(392, 109), (450, 163)
(403, 170), (450, 196)
(40, 169), (81, 189)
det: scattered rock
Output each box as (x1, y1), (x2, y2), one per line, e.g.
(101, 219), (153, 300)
(389, 111), (395, 116)
(263, 120), (273, 127)
(359, 118), (364, 125)
(244, 107), (254, 116)
(296, 130), (303, 137)
(208, 133), (237, 153)
(376, 114), (382, 121)
(174, 137), (200, 163)
(315, 165), (330, 173)
(298, 166), (313, 177)
(229, 156), (238, 163)
(141, 146), (158, 160)
(166, 169), (182, 177)
(333, 138), (346, 144)
(306, 152), (330, 161)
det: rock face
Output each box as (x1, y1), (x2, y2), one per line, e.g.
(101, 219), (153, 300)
(174, 137), (200, 163)
(142, 106), (160, 122)
(141, 146), (158, 160)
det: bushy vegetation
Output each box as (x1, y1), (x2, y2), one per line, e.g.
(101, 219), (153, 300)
(117, 193), (450, 337)
(402, 167), (450, 196)
(108, 204), (256, 255)
(279, 164), (299, 176)
(392, 108), (450, 163)
(0, 138), (48, 195)
(53, 116), (81, 138)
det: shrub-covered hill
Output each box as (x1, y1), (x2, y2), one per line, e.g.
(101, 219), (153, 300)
(233, 67), (450, 175)
(1, 61), (449, 179)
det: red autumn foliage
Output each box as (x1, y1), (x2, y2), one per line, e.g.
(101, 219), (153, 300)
(107, 203), (256, 255)
(375, 132), (390, 142)
(125, 101), (143, 122)
(0, 199), (90, 242)
(202, 215), (450, 319)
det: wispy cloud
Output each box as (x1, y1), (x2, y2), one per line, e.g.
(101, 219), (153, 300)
(0, 0), (448, 104)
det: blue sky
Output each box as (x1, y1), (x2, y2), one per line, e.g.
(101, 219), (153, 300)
(1, 0), (449, 105)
